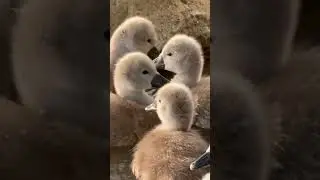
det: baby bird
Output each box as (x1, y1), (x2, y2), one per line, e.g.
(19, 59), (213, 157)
(131, 83), (209, 180)
(154, 34), (210, 129)
(110, 52), (168, 147)
(110, 16), (158, 92)
(114, 52), (168, 106)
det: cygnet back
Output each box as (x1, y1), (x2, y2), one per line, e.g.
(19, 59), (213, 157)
(131, 83), (209, 180)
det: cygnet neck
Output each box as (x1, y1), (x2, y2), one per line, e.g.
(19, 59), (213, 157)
(171, 71), (200, 88)
(159, 113), (193, 131)
(171, 54), (203, 88)
(110, 41), (130, 69)
(116, 85), (153, 106)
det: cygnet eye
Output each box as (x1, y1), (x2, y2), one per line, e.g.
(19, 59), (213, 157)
(142, 70), (149, 74)
(167, 52), (173, 56)
(147, 39), (151, 43)
(158, 99), (161, 103)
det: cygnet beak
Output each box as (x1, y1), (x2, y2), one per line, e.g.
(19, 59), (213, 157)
(145, 102), (157, 111)
(190, 150), (211, 170)
(153, 55), (165, 70)
(147, 46), (160, 59)
(151, 73), (169, 88)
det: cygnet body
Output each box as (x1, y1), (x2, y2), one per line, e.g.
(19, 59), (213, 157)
(110, 52), (168, 147)
(131, 83), (209, 180)
(110, 16), (158, 92)
(154, 34), (210, 129)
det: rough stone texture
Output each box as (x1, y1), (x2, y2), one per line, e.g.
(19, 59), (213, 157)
(110, 0), (210, 75)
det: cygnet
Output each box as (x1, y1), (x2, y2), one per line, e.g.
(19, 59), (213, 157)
(131, 83), (209, 180)
(110, 16), (158, 92)
(110, 52), (168, 147)
(154, 34), (210, 129)
(114, 52), (168, 106)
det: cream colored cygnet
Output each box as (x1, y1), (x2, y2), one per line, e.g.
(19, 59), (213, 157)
(114, 52), (168, 106)
(110, 52), (168, 147)
(110, 16), (158, 92)
(154, 34), (210, 129)
(131, 83), (209, 180)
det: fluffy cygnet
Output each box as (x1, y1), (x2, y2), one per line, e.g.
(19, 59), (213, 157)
(114, 52), (168, 106)
(110, 52), (168, 147)
(131, 83), (209, 180)
(110, 16), (158, 92)
(154, 34), (210, 129)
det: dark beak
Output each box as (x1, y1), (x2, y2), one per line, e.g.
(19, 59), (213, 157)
(153, 56), (165, 70)
(147, 46), (160, 59)
(151, 73), (169, 88)
(190, 151), (211, 170)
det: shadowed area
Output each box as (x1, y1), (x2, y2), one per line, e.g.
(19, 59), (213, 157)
(212, 68), (271, 180)
(11, 0), (109, 137)
(212, 0), (300, 85)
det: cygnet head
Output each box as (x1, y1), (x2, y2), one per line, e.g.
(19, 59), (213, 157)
(154, 34), (204, 87)
(111, 16), (158, 56)
(190, 145), (211, 170)
(145, 83), (195, 131)
(114, 52), (169, 104)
